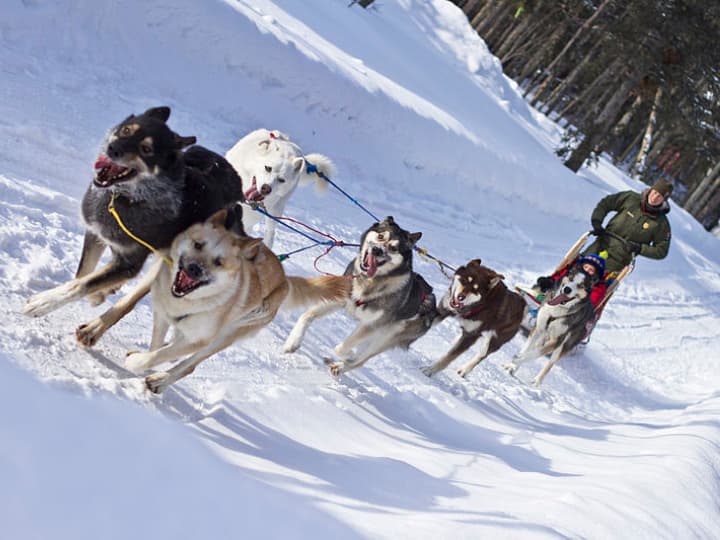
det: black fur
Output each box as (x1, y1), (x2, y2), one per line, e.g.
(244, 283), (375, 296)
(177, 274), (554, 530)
(80, 107), (244, 280)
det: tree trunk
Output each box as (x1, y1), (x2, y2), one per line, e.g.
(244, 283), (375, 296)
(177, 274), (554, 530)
(531, 0), (615, 107)
(543, 45), (598, 113)
(684, 160), (720, 213)
(696, 175), (720, 227)
(615, 129), (644, 165)
(564, 71), (643, 172)
(556, 59), (621, 119)
(631, 85), (663, 177)
(518, 24), (565, 89)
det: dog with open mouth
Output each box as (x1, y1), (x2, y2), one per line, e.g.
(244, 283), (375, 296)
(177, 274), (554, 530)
(123, 205), (350, 393)
(283, 216), (438, 375)
(422, 259), (526, 378)
(24, 106), (244, 348)
(503, 266), (596, 386)
(225, 128), (335, 248)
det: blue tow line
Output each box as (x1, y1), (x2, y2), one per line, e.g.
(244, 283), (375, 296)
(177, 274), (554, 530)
(305, 162), (381, 222)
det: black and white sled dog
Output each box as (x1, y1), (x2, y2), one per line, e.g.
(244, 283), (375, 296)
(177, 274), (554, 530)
(283, 216), (438, 375)
(225, 128), (335, 248)
(503, 266), (595, 386)
(24, 106), (243, 347)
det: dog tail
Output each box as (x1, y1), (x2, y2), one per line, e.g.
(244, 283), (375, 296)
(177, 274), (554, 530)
(285, 275), (350, 309)
(301, 153), (336, 193)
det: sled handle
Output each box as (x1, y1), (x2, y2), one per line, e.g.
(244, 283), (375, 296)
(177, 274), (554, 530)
(552, 231), (590, 275)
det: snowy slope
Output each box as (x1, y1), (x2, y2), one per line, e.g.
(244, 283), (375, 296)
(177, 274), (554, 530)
(1, 1), (720, 538)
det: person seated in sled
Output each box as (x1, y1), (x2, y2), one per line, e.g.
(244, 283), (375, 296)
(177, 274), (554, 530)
(534, 252), (608, 309)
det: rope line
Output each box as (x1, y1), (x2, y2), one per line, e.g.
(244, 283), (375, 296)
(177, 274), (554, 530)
(306, 161), (458, 279)
(108, 193), (173, 268)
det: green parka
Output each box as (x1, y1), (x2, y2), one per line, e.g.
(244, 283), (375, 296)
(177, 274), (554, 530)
(582, 190), (671, 274)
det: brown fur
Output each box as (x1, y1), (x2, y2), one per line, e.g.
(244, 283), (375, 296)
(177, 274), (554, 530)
(423, 259), (526, 378)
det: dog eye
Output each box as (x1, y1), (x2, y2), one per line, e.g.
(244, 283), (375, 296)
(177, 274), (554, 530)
(277, 177), (286, 183)
(388, 245), (398, 252)
(265, 165), (272, 173)
(193, 241), (204, 251)
(377, 233), (384, 241)
(213, 257), (223, 267)
(139, 143), (153, 155)
(120, 126), (132, 136)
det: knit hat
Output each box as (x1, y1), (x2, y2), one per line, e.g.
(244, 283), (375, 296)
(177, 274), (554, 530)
(577, 253), (606, 277)
(650, 178), (673, 199)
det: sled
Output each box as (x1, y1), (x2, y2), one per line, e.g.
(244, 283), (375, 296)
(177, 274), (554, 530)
(515, 231), (590, 335)
(515, 230), (635, 340)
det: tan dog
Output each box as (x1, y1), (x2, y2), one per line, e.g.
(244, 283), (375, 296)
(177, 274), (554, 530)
(123, 205), (350, 393)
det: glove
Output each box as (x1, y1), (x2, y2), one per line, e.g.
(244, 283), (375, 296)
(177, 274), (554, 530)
(627, 241), (642, 255)
(535, 276), (555, 292)
(590, 225), (605, 237)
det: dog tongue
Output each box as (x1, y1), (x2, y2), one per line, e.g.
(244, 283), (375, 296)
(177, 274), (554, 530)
(364, 252), (378, 278)
(175, 268), (198, 292)
(94, 155), (113, 170)
(94, 154), (126, 178)
(244, 177), (263, 202)
(547, 293), (570, 306)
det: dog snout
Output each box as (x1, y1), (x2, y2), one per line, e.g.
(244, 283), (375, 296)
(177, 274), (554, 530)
(371, 246), (384, 257)
(260, 184), (272, 195)
(107, 141), (124, 160)
(185, 262), (204, 280)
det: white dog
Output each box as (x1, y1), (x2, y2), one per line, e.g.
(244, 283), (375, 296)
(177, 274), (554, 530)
(225, 129), (335, 248)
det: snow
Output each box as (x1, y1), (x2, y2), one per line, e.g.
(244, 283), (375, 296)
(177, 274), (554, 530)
(1, 0), (719, 538)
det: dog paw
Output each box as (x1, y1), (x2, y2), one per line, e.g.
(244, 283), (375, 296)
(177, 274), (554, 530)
(75, 319), (106, 348)
(326, 360), (346, 377)
(502, 363), (518, 376)
(125, 352), (152, 374)
(282, 340), (300, 354)
(421, 365), (437, 377)
(145, 372), (172, 394)
(23, 290), (63, 317)
(456, 366), (471, 378)
(530, 376), (543, 388)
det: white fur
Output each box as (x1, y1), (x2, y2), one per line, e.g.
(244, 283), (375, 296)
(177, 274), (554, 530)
(503, 272), (590, 386)
(225, 129), (335, 248)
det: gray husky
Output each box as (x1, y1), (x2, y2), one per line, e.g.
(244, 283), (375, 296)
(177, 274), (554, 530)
(283, 216), (437, 375)
(503, 266), (595, 386)
(24, 106), (243, 347)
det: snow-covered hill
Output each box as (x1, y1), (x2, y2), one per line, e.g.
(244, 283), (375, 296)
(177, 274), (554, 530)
(2, 1), (719, 538)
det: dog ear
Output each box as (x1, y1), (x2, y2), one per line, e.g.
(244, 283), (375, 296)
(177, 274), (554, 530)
(489, 274), (505, 288)
(144, 106), (171, 122)
(257, 139), (271, 152)
(240, 237), (263, 260)
(224, 203), (246, 236)
(469, 258), (482, 267)
(174, 134), (197, 149)
(208, 208), (229, 229)
(382, 216), (395, 225)
(408, 232), (422, 245)
(292, 156), (305, 174)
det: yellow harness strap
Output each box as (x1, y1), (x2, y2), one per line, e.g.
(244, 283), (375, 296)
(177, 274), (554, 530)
(108, 192), (174, 268)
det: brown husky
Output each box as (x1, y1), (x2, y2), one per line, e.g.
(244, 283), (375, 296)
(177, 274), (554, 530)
(121, 205), (350, 393)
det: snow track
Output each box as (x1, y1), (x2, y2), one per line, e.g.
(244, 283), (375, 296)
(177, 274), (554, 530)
(2, 1), (720, 538)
